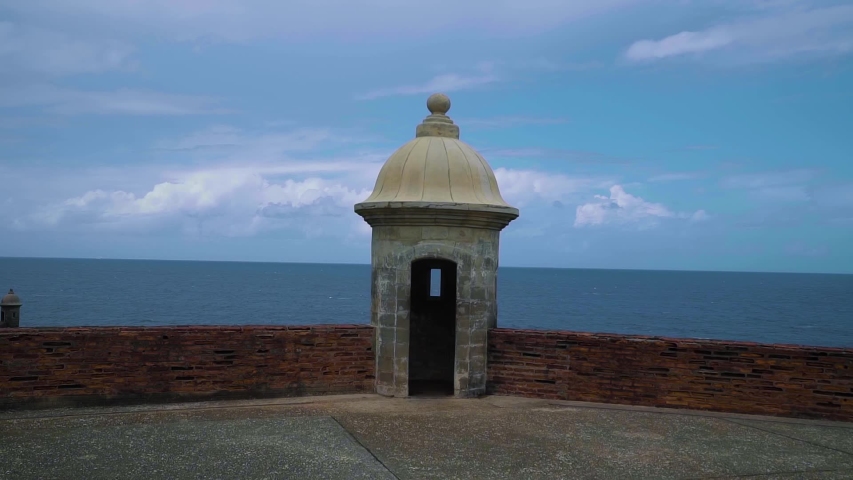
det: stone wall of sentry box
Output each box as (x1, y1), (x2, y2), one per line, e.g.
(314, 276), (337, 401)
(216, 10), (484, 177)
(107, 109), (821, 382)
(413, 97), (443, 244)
(0, 325), (374, 408)
(488, 328), (853, 422)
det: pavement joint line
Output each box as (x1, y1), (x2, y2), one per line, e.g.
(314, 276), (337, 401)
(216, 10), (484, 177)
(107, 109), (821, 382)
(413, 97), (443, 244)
(3, 394), (851, 431)
(542, 400), (853, 429)
(719, 417), (853, 458)
(0, 395), (381, 422)
(682, 468), (853, 479)
(0, 395), (506, 423)
(330, 414), (401, 480)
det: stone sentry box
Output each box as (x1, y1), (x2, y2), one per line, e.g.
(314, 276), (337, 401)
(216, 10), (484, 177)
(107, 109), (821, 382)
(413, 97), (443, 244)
(355, 93), (519, 397)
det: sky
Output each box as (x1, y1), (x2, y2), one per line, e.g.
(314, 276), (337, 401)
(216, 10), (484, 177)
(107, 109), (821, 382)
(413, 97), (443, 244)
(0, 0), (852, 274)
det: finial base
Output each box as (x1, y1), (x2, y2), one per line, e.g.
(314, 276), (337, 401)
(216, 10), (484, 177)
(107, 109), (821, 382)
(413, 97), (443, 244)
(416, 117), (460, 138)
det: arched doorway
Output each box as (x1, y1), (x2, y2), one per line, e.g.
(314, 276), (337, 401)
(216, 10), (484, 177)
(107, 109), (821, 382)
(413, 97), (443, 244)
(409, 258), (457, 396)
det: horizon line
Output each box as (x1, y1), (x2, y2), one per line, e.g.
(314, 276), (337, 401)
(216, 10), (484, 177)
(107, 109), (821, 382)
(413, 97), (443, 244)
(1, 255), (850, 276)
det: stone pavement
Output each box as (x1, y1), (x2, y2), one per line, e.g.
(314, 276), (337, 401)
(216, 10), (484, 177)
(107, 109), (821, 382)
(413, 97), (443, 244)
(1, 394), (852, 479)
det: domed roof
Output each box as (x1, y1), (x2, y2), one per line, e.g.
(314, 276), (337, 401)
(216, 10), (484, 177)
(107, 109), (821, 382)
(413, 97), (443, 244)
(355, 94), (519, 226)
(1, 289), (21, 306)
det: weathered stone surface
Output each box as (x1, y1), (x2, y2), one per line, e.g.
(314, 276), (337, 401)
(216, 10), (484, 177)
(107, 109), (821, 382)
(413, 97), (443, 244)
(488, 328), (853, 421)
(368, 225), (502, 397)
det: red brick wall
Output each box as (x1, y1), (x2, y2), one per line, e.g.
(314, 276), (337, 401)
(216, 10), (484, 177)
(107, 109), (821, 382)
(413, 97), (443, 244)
(0, 325), (374, 408)
(488, 328), (853, 421)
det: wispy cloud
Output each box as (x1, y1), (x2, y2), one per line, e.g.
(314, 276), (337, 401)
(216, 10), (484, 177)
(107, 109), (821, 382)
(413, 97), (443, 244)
(363, 57), (604, 102)
(813, 183), (853, 208)
(514, 58), (605, 72)
(0, 116), (67, 129)
(458, 116), (569, 129)
(625, 4), (853, 64)
(722, 169), (816, 203)
(4, 0), (643, 43)
(785, 242), (828, 257)
(722, 169), (815, 188)
(648, 172), (702, 182)
(0, 84), (229, 116)
(677, 145), (719, 151)
(626, 30), (733, 61)
(155, 126), (344, 153)
(355, 68), (499, 100)
(0, 22), (135, 77)
(482, 147), (631, 165)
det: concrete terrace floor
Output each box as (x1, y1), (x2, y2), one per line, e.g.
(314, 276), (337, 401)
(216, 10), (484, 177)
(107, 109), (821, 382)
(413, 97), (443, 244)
(1, 394), (852, 480)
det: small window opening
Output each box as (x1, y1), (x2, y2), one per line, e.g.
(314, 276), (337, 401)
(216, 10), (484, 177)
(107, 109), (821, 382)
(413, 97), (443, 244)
(430, 269), (441, 297)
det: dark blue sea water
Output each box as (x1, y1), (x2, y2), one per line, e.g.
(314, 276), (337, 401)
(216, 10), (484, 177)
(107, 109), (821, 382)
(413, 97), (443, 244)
(1, 257), (851, 347)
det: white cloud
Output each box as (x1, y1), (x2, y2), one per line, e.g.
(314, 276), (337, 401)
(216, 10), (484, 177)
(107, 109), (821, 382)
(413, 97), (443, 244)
(626, 29), (734, 60)
(0, 116), (66, 129)
(4, 0), (643, 43)
(5, 122), (390, 237)
(679, 145), (718, 151)
(0, 22), (134, 76)
(812, 183), (853, 211)
(722, 169), (815, 203)
(152, 126), (389, 180)
(515, 58), (604, 72)
(785, 242), (828, 257)
(458, 116), (569, 129)
(483, 147), (627, 165)
(355, 68), (499, 100)
(753, 186), (811, 202)
(690, 209), (710, 222)
(9, 126), (627, 239)
(625, 4), (853, 63)
(721, 169), (815, 189)
(26, 164), (374, 238)
(493, 168), (613, 206)
(648, 172), (701, 182)
(23, 164), (604, 235)
(0, 84), (228, 116)
(155, 126), (352, 153)
(574, 185), (703, 228)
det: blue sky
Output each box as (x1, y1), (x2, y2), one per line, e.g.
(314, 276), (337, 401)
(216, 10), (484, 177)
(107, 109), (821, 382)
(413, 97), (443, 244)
(1, 0), (851, 273)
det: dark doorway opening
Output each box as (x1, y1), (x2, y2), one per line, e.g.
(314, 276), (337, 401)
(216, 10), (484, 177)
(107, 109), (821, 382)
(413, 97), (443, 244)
(409, 258), (457, 396)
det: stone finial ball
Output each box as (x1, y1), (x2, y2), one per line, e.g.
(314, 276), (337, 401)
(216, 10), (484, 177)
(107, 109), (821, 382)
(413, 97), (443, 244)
(426, 93), (451, 115)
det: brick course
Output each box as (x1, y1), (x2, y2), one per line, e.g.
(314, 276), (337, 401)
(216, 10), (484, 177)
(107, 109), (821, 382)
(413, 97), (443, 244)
(4, 324), (852, 421)
(488, 328), (853, 421)
(0, 325), (374, 408)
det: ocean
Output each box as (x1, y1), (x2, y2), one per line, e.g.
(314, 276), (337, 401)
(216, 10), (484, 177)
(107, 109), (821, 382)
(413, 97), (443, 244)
(0, 257), (851, 348)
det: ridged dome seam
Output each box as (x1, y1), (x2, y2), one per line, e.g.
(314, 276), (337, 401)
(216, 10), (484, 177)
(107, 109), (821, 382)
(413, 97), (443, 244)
(390, 139), (418, 201)
(420, 138), (433, 201)
(460, 143), (488, 204)
(442, 139), (454, 202)
(449, 141), (478, 204)
(370, 140), (415, 201)
(478, 152), (504, 203)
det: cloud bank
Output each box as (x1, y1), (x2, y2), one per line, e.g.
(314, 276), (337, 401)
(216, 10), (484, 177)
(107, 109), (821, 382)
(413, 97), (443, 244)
(574, 185), (706, 228)
(625, 4), (853, 64)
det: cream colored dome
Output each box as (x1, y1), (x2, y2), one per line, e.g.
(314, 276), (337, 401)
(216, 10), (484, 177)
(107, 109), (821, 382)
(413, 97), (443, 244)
(355, 93), (518, 221)
(1, 289), (21, 306)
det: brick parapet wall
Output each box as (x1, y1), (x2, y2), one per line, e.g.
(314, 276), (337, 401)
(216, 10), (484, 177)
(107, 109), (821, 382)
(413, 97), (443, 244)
(5, 324), (852, 420)
(488, 328), (853, 421)
(0, 325), (374, 409)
